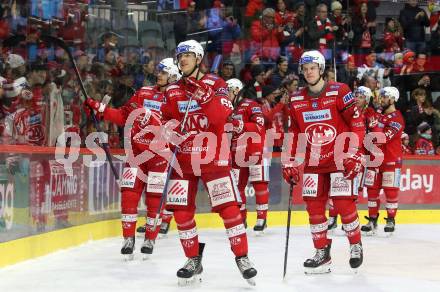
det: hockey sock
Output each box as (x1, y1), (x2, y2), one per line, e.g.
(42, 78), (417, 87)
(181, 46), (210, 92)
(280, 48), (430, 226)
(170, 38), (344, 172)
(334, 199), (361, 244)
(121, 190), (142, 238)
(384, 188), (399, 218)
(162, 209), (173, 224)
(174, 210), (199, 258)
(367, 187), (380, 218)
(144, 195), (161, 240)
(240, 204), (247, 223)
(306, 200), (330, 249)
(219, 205), (248, 257)
(253, 181), (269, 220)
(328, 199), (338, 217)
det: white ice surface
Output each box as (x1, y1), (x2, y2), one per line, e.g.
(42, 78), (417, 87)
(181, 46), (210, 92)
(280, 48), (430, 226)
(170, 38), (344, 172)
(1, 225), (440, 292)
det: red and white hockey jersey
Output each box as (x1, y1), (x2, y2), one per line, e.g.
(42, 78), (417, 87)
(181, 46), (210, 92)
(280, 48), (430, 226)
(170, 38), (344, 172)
(286, 81), (365, 173)
(379, 110), (405, 164)
(13, 101), (47, 146)
(162, 74), (232, 174)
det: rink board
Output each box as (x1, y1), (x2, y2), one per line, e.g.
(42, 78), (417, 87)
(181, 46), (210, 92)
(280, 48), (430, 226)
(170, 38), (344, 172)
(1, 209), (440, 268)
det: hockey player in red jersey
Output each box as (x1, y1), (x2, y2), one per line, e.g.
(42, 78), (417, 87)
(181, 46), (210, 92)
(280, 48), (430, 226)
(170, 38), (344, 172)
(226, 78), (269, 234)
(282, 50), (365, 273)
(361, 87), (405, 235)
(328, 86), (376, 231)
(85, 58), (180, 260)
(161, 40), (257, 286)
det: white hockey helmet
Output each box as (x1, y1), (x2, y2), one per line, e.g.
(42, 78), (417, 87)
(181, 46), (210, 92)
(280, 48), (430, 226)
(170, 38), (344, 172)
(354, 86), (373, 104)
(175, 39), (204, 60)
(380, 86), (399, 102)
(226, 78), (244, 93)
(298, 50), (325, 75)
(157, 58), (182, 81)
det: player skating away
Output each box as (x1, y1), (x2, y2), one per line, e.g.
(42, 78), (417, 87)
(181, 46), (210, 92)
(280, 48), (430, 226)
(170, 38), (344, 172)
(282, 50), (366, 274)
(361, 87), (405, 235)
(328, 86), (377, 232)
(161, 40), (257, 286)
(85, 58), (180, 260)
(226, 78), (269, 234)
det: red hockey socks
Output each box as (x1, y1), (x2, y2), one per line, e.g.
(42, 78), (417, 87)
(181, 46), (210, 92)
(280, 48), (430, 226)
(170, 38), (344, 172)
(121, 190), (141, 238)
(162, 209), (173, 224)
(253, 182), (269, 220)
(219, 205), (248, 257)
(328, 199), (338, 217)
(174, 210), (199, 258)
(305, 200), (330, 249)
(384, 188), (399, 218)
(367, 187), (381, 218)
(144, 195), (161, 241)
(333, 199), (361, 244)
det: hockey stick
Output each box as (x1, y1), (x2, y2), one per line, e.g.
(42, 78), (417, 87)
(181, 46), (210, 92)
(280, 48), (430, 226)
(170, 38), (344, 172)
(40, 35), (120, 181)
(283, 182), (294, 280)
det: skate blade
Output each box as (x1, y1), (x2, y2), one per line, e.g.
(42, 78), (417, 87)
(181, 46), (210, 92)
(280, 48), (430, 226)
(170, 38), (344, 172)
(351, 267), (360, 274)
(361, 230), (377, 236)
(246, 278), (256, 286)
(384, 231), (394, 237)
(142, 253), (151, 260)
(254, 230), (266, 236)
(123, 254), (134, 261)
(157, 233), (168, 239)
(177, 274), (202, 287)
(304, 262), (332, 275)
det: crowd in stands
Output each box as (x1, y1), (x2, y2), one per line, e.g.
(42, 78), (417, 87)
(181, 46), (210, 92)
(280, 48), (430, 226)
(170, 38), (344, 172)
(1, 0), (440, 155)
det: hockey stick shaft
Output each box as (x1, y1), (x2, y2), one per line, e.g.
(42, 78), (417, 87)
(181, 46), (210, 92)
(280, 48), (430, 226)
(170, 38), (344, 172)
(283, 183), (294, 279)
(41, 35), (120, 181)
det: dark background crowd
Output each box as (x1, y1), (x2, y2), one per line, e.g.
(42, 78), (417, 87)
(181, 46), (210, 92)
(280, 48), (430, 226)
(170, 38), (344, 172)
(0, 0), (440, 155)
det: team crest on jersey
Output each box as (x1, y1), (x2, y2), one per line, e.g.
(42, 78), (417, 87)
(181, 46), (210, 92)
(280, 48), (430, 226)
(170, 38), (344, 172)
(153, 94), (160, 100)
(178, 100), (201, 113)
(312, 101), (318, 109)
(302, 109), (332, 122)
(144, 99), (162, 111)
(330, 84), (341, 90)
(343, 92), (354, 104)
(305, 123), (336, 146)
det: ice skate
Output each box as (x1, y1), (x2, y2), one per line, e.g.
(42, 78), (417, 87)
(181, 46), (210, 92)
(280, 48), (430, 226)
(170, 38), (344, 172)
(349, 242), (363, 273)
(235, 255), (257, 286)
(304, 243), (332, 274)
(384, 217), (395, 235)
(121, 237), (135, 261)
(253, 219), (267, 236)
(177, 243), (205, 286)
(327, 216), (337, 234)
(140, 239), (155, 260)
(360, 215), (378, 236)
(136, 223), (146, 237)
(158, 222), (170, 238)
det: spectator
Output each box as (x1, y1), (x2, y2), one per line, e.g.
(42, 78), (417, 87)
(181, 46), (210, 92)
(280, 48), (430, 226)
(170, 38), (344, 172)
(400, 50), (415, 75)
(174, 1), (206, 44)
(240, 54), (261, 84)
(250, 8), (285, 62)
(243, 64), (267, 99)
(399, 0), (430, 54)
(430, 27), (440, 55)
(383, 17), (404, 61)
(306, 3), (335, 60)
(220, 10), (242, 59)
(141, 59), (156, 87)
(220, 59), (236, 81)
(280, 14), (304, 62)
(337, 54), (358, 89)
(275, 0), (295, 26)
(324, 67), (336, 82)
(329, 1), (350, 62)
(393, 52), (404, 74)
(271, 56), (289, 88)
(351, 1), (376, 65)
(281, 73), (299, 94)
(401, 132), (413, 154)
(406, 88), (439, 137)
(428, 0), (440, 32)
(414, 122), (436, 155)
(414, 52), (428, 73)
